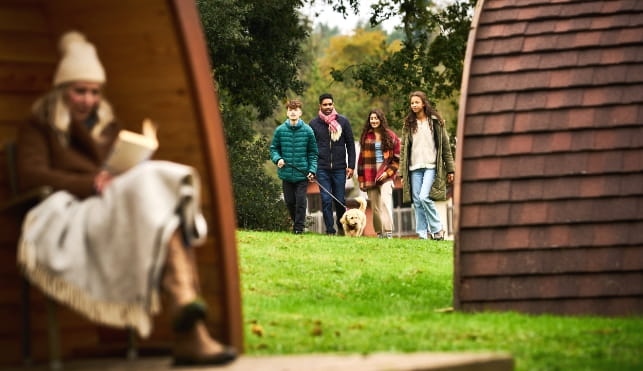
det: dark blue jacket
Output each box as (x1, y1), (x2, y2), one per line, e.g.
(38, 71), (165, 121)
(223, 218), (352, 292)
(309, 114), (356, 171)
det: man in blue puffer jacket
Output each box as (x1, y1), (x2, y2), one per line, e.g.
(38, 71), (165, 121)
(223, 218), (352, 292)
(309, 93), (356, 235)
(270, 99), (318, 234)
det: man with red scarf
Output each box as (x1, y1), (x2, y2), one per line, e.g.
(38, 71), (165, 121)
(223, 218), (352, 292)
(309, 93), (356, 235)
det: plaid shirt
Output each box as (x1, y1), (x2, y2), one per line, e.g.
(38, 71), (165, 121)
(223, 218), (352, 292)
(357, 129), (401, 189)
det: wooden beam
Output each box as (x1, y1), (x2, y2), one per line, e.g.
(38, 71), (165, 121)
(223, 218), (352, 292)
(168, 0), (243, 352)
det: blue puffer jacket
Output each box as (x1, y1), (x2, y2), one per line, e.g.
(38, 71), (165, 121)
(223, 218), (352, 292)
(309, 114), (356, 171)
(270, 119), (318, 182)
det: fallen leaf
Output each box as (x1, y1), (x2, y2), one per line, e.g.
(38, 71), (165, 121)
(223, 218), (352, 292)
(251, 324), (264, 337)
(586, 328), (619, 335)
(311, 326), (323, 336)
(434, 307), (454, 313)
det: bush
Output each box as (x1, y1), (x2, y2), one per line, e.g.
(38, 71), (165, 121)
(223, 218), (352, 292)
(221, 93), (291, 231)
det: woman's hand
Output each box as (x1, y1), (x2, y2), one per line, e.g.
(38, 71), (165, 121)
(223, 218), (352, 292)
(94, 170), (114, 194)
(376, 172), (388, 182)
(447, 173), (455, 184)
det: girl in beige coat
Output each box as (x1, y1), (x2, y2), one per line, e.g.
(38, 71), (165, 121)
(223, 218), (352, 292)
(399, 91), (455, 240)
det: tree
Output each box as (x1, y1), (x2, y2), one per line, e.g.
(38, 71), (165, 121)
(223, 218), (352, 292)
(327, 0), (476, 131)
(198, 0), (310, 230)
(198, 0), (308, 119)
(219, 93), (291, 230)
(319, 29), (401, 76)
(300, 27), (403, 134)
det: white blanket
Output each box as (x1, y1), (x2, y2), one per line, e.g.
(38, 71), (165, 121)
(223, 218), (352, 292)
(18, 161), (207, 337)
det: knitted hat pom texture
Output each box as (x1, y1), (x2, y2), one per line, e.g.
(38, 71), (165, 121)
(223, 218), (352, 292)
(53, 31), (106, 86)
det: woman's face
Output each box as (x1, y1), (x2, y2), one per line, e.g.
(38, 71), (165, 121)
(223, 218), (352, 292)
(65, 81), (102, 123)
(410, 95), (424, 114)
(369, 113), (381, 129)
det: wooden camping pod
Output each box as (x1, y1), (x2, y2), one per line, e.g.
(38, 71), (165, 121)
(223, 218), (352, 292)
(0, 0), (242, 365)
(454, 0), (643, 316)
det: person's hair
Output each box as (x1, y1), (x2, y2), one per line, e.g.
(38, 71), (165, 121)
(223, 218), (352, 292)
(318, 93), (333, 104)
(285, 99), (302, 110)
(31, 85), (66, 127)
(360, 109), (395, 151)
(403, 90), (444, 133)
(31, 83), (114, 144)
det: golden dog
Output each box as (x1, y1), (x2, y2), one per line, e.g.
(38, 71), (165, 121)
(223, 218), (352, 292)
(339, 196), (367, 237)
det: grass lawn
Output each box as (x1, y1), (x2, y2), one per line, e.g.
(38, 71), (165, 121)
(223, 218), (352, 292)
(237, 230), (643, 371)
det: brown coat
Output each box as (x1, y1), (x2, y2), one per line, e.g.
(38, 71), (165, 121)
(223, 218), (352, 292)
(17, 117), (120, 199)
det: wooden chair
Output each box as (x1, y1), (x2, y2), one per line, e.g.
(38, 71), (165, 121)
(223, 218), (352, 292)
(1, 140), (56, 368)
(1, 140), (137, 369)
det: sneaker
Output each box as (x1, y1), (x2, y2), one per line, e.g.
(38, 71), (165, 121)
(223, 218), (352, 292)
(293, 230), (303, 235)
(385, 232), (393, 239)
(431, 230), (445, 240)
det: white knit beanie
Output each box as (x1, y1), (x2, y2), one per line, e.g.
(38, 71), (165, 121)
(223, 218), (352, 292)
(53, 31), (106, 86)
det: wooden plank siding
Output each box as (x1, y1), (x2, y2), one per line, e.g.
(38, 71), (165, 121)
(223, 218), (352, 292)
(0, 0), (242, 366)
(454, 0), (643, 316)
(0, 1), (55, 365)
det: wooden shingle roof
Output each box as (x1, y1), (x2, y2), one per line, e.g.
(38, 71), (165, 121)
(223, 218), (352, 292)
(454, 0), (643, 315)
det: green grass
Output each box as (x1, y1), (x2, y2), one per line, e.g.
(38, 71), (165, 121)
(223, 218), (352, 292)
(237, 230), (643, 371)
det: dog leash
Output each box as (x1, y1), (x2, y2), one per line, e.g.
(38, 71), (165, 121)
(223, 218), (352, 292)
(283, 161), (349, 211)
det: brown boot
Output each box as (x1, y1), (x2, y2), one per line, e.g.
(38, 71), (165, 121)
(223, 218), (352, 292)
(172, 321), (237, 366)
(162, 231), (236, 366)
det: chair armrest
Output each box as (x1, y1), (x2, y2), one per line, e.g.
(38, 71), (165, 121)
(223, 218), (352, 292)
(0, 186), (53, 213)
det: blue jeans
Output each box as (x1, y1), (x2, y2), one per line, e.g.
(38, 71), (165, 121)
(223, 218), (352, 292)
(316, 168), (347, 234)
(410, 168), (442, 239)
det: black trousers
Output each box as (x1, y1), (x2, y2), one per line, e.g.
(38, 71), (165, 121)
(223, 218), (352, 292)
(282, 179), (308, 232)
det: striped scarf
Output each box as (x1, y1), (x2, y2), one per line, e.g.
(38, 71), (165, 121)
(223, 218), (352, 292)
(318, 109), (342, 142)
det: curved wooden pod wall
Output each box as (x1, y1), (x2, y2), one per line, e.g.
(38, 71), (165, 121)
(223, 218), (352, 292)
(0, 0), (242, 364)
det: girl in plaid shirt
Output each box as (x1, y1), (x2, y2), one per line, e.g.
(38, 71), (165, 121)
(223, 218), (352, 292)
(357, 109), (401, 238)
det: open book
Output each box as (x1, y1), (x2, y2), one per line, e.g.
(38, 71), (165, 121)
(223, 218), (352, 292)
(105, 118), (158, 174)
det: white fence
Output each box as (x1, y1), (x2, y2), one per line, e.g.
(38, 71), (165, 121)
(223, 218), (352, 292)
(306, 199), (454, 239)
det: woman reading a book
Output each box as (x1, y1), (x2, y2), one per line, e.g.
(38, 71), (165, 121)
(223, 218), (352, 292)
(15, 31), (236, 366)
